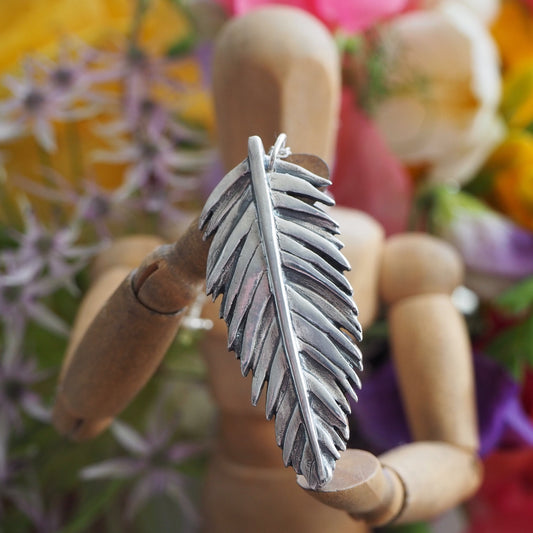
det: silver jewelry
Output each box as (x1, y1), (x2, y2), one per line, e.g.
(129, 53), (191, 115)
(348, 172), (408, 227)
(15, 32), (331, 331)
(199, 134), (362, 489)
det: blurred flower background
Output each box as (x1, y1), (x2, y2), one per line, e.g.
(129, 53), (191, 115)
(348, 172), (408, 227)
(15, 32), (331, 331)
(2, 0), (533, 532)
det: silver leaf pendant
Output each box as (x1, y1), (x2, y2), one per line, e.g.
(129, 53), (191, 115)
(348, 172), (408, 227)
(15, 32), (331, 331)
(199, 134), (363, 489)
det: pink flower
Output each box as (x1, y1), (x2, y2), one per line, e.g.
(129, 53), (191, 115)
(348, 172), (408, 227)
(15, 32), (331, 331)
(215, 0), (411, 33)
(329, 89), (412, 235)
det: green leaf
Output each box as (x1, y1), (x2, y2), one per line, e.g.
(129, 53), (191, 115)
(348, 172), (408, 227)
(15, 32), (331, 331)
(0, 222), (17, 249)
(501, 63), (533, 126)
(336, 33), (363, 55)
(136, 492), (191, 533)
(525, 121), (533, 135)
(166, 31), (197, 57)
(487, 314), (533, 378)
(496, 275), (533, 314)
(56, 480), (124, 533)
(462, 167), (496, 197)
(380, 522), (431, 533)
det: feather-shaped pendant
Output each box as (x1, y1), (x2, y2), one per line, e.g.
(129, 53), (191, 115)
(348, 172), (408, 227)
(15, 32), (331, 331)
(199, 134), (363, 489)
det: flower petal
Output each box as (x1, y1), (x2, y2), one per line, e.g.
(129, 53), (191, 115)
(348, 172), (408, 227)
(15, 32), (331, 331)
(374, 1), (501, 184)
(33, 117), (56, 153)
(21, 394), (51, 423)
(434, 189), (533, 280)
(80, 458), (141, 480)
(350, 352), (533, 456)
(27, 302), (69, 336)
(330, 90), (412, 235)
(111, 420), (150, 456)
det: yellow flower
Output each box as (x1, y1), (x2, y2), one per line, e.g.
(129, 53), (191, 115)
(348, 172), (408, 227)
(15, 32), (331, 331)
(0, 0), (214, 204)
(493, 1), (533, 131)
(0, 0), (191, 74)
(491, 0), (533, 72)
(501, 61), (533, 129)
(488, 132), (533, 231)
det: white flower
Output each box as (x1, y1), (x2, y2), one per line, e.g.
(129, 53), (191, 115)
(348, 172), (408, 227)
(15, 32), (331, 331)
(422, 0), (500, 24)
(374, 0), (503, 185)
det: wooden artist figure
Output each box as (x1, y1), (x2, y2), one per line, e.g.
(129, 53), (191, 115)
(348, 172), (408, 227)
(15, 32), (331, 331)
(52, 7), (481, 532)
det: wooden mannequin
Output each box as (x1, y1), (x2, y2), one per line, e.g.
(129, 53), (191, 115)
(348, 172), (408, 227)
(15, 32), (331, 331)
(52, 6), (481, 532)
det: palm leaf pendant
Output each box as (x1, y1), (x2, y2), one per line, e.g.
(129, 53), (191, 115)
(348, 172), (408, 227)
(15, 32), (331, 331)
(199, 134), (363, 489)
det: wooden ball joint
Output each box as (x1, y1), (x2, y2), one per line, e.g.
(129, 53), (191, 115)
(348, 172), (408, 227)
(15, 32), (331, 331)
(52, 6), (482, 532)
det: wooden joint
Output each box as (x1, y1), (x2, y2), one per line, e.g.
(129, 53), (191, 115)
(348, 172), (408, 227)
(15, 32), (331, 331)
(379, 442), (483, 525)
(296, 449), (404, 525)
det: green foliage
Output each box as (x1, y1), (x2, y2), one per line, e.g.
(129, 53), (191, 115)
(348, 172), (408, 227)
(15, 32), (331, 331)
(336, 33), (363, 55)
(134, 493), (195, 533)
(484, 276), (533, 378)
(166, 31), (197, 58)
(379, 521), (431, 533)
(56, 481), (125, 533)
(463, 168), (497, 198)
(0, 223), (17, 250)
(487, 314), (533, 379)
(496, 275), (533, 314)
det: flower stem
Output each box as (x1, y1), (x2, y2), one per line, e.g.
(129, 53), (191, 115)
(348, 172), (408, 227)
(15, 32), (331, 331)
(129, 0), (150, 50)
(66, 121), (84, 187)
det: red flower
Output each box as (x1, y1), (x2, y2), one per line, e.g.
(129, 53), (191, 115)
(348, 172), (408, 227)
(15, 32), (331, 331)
(467, 450), (533, 533)
(329, 89), (412, 235)
(522, 370), (533, 419)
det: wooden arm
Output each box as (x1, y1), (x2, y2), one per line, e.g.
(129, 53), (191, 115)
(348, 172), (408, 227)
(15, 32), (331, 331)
(53, 225), (208, 440)
(53, 4), (342, 444)
(301, 234), (481, 525)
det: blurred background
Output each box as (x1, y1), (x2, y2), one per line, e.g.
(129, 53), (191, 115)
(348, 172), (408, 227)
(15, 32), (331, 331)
(1, 1), (533, 532)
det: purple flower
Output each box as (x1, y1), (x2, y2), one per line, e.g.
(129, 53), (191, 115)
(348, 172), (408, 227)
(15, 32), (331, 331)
(0, 60), (61, 151)
(80, 417), (205, 527)
(0, 201), (104, 358)
(0, 205), (101, 355)
(433, 188), (533, 280)
(39, 40), (112, 114)
(351, 352), (533, 457)
(15, 171), (122, 240)
(0, 44), (108, 152)
(0, 355), (50, 467)
(95, 114), (207, 187)
(97, 46), (190, 125)
(93, 110), (209, 226)
(118, 48), (190, 116)
(0, 259), (68, 360)
(194, 42), (214, 88)
(5, 489), (60, 533)
(200, 152), (225, 198)
(349, 362), (411, 453)
(6, 207), (100, 286)
(0, 458), (60, 533)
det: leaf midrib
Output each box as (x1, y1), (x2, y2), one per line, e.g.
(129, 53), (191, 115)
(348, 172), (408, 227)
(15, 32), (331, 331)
(247, 136), (326, 484)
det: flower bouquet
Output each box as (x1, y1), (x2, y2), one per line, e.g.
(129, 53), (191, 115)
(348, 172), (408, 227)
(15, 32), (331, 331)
(2, 0), (533, 532)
